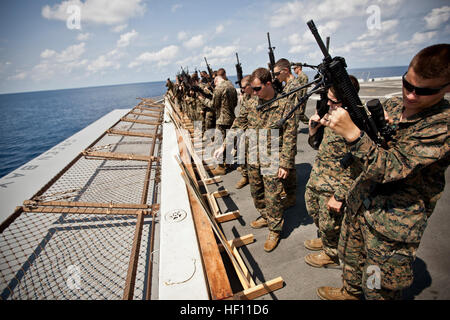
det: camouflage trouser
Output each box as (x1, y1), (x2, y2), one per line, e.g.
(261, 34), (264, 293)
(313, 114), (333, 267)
(282, 168), (297, 199)
(217, 124), (232, 166)
(339, 207), (418, 300)
(295, 101), (309, 125)
(205, 111), (216, 130)
(247, 164), (284, 233)
(304, 187), (342, 259)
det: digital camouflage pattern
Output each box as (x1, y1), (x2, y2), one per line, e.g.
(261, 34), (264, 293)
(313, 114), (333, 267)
(305, 126), (362, 258)
(339, 210), (416, 300)
(340, 97), (449, 299)
(201, 79), (237, 126)
(296, 71), (309, 124)
(346, 97), (450, 243)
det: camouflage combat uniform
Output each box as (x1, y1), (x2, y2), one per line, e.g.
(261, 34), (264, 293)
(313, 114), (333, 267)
(280, 77), (303, 203)
(201, 79), (238, 164)
(339, 97), (449, 299)
(198, 83), (214, 131)
(201, 80), (237, 135)
(244, 94), (297, 233)
(230, 93), (258, 178)
(296, 71), (309, 125)
(305, 126), (361, 259)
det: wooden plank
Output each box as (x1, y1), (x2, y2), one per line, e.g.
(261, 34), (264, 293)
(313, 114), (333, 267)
(233, 277), (284, 300)
(121, 118), (161, 126)
(215, 210), (241, 223)
(82, 151), (159, 162)
(212, 190), (229, 198)
(176, 128), (233, 300)
(218, 234), (255, 252)
(107, 129), (161, 139)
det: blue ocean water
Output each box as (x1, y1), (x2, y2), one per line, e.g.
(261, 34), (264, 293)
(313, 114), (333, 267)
(0, 81), (166, 178)
(0, 65), (407, 179)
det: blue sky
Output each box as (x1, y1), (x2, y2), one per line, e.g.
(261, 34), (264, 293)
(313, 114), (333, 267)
(0, 0), (449, 94)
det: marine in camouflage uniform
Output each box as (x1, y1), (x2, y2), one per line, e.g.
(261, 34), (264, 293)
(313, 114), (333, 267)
(328, 96), (449, 300)
(198, 82), (215, 132)
(199, 76), (238, 171)
(304, 77), (361, 266)
(231, 88), (257, 187)
(305, 125), (362, 264)
(296, 71), (309, 125)
(246, 68), (297, 252)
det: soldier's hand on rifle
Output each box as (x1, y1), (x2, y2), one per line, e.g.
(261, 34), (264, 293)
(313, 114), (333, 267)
(277, 167), (289, 179)
(320, 106), (361, 143)
(308, 112), (322, 136)
(327, 195), (342, 213)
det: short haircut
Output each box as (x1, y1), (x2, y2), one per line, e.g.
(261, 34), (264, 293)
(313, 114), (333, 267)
(274, 58), (291, 71)
(409, 43), (450, 80)
(217, 68), (228, 80)
(241, 75), (251, 86)
(330, 74), (360, 96)
(250, 68), (272, 85)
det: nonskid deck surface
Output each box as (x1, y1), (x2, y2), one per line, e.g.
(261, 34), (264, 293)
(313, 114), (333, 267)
(0, 98), (163, 300)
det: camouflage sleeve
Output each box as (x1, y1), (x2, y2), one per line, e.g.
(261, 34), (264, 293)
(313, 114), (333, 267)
(231, 97), (250, 130)
(279, 111), (298, 169)
(201, 87), (222, 111)
(349, 118), (449, 183)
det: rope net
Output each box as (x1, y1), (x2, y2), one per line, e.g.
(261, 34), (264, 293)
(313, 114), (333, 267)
(0, 99), (162, 300)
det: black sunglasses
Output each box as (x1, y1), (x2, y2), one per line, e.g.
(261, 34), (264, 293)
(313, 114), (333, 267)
(402, 72), (450, 96)
(251, 86), (262, 92)
(327, 96), (341, 104)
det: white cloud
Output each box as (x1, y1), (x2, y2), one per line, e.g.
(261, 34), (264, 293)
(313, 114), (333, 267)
(40, 49), (56, 59)
(129, 45), (180, 68)
(56, 42), (86, 62)
(171, 4), (183, 12)
(357, 19), (399, 40)
(87, 55), (120, 73)
(409, 31), (437, 45)
(42, 0), (146, 25)
(178, 31), (188, 41)
(8, 71), (27, 80)
(112, 24), (128, 33)
(117, 29), (138, 47)
(183, 35), (204, 49)
(424, 6), (450, 30)
(216, 24), (224, 34)
(77, 32), (91, 41)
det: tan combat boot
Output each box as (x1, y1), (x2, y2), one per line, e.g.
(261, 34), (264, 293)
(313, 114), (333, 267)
(250, 217), (268, 229)
(210, 164), (226, 176)
(235, 176), (249, 189)
(264, 231), (280, 252)
(305, 250), (340, 268)
(304, 238), (323, 251)
(316, 287), (360, 300)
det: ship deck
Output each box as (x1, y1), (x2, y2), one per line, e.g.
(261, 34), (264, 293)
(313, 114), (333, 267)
(0, 78), (449, 300)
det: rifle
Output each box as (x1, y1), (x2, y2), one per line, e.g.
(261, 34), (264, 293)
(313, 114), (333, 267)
(266, 32), (283, 93)
(180, 67), (213, 99)
(204, 57), (214, 78)
(307, 19), (394, 145)
(235, 52), (243, 88)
